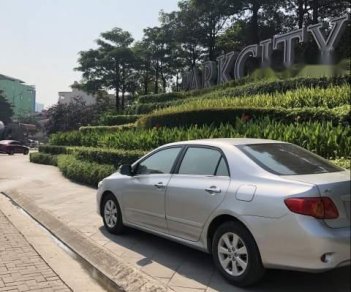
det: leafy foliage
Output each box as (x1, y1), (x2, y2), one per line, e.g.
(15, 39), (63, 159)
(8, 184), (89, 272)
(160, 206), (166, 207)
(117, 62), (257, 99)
(30, 152), (58, 166)
(49, 118), (350, 159)
(138, 106), (350, 129)
(39, 145), (146, 167)
(46, 98), (102, 134)
(98, 114), (140, 126)
(57, 155), (115, 187)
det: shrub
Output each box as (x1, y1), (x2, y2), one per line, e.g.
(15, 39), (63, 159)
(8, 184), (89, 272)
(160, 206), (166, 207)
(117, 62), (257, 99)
(39, 145), (69, 155)
(138, 92), (185, 104)
(30, 152), (58, 166)
(154, 85), (351, 115)
(98, 114), (140, 126)
(79, 123), (135, 134)
(57, 155), (115, 187)
(73, 147), (146, 167)
(138, 106), (350, 129)
(39, 145), (146, 167)
(48, 118), (350, 159)
(134, 76), (350, 107)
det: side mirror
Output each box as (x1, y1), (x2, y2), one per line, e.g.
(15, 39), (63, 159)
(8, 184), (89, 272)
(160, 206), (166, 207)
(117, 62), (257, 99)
(119, 164), (133, 176)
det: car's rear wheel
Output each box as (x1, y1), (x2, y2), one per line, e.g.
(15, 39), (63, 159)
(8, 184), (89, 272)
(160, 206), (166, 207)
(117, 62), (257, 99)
(212, 221), (265, 287)
(8, 150), (14, 155)
(23, 149), (29, 155)
(102, 193), (124, 234)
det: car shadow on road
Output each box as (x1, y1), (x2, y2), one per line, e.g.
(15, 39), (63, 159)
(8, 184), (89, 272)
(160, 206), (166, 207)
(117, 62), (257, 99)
(98, 226), (350, 292)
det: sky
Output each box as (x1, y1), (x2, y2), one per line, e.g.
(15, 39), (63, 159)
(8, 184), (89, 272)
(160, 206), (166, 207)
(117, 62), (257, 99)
(0, 0), (179, 108)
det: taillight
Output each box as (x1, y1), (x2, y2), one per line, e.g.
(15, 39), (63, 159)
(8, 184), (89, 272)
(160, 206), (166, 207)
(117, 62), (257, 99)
(284, 197), (339, 219)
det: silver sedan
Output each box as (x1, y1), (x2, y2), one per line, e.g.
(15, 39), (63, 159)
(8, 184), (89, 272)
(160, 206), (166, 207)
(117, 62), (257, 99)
(96, 138), (350, 286)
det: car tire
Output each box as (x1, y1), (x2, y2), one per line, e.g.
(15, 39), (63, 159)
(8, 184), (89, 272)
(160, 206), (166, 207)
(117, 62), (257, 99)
(102, 193), (125, 235)
(23, 149), (29, 155)
(212, 221), (265, 287)
(8, 150), (14, 155)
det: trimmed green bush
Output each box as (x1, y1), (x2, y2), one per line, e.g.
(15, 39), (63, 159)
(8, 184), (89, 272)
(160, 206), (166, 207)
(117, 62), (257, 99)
(57, 155), (115, 187)
(79, 123), (135, 134)
(99, 114), (140, 126)
(138, 92), (185, 104)
(138, 106), (350, 129)
(39, 145), (68, 155)
(135, 76), (350, 106)
(39, 145), (146, 167)
(127, 83), (350, 115)
(154, 85), (350, 115)
(30, 152), (58, 166)
(49, 118), (351, 159)
(73, 147), (146, 167)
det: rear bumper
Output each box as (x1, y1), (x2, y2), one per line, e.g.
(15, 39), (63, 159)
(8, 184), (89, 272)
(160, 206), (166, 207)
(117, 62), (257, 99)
(243, 214), (351, 272)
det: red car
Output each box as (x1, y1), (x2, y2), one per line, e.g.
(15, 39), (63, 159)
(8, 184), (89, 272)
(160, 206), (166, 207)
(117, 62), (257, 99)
(0, 140), (29, 155)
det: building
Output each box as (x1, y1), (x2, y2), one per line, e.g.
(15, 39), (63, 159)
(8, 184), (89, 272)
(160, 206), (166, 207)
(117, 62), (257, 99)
(35, 103), (44, 112)
(58, 88), (97, 105)
(0, 74), (36, 117)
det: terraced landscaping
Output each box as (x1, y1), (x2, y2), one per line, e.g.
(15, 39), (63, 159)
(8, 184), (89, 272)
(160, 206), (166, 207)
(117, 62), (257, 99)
(31, 75), (351, 187)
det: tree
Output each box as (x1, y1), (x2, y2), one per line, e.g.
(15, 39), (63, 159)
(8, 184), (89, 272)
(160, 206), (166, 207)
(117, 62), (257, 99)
(290, 0), (350, 28)
(0, 91), (13, 124)
(191, 0), (236, 60)
(133, 41), (154, 95)
(171, 2), (206, 68)
(46, 99), (100, 134)
(76, 28), (135, 111)
(142, 25), (175, 93)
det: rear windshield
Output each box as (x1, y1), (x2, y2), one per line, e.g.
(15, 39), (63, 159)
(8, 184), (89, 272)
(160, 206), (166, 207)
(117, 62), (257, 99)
(237, 143), (343, 175)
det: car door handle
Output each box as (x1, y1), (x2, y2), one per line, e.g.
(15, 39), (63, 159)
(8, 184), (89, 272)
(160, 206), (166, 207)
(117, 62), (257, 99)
(205, 186), (221, 194)
(154, 182), (165, 189)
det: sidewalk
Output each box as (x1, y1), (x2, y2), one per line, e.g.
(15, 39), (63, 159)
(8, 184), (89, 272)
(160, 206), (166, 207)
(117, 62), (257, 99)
(0, 209), (70, 292)
(0, 154), (350, 292)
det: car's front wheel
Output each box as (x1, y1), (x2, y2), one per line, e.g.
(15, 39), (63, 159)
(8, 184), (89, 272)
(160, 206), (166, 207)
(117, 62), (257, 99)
(212, 221), (265, 287)
(23, 149), (29, 155)
(102, 193), (124, 234)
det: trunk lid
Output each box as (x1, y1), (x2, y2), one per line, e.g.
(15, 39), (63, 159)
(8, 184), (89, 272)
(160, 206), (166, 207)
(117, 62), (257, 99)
(282, 170), (350, 228)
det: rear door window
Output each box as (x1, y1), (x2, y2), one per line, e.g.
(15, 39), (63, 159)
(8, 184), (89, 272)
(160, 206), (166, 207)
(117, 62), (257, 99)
(178, 147), (223, 176)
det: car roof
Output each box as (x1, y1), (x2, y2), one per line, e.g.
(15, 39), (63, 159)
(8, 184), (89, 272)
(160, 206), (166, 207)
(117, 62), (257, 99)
(164, 138), (286, 148)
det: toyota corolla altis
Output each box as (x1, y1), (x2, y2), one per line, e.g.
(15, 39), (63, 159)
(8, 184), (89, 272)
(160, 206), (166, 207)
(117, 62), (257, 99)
(96, 138), (350, 286)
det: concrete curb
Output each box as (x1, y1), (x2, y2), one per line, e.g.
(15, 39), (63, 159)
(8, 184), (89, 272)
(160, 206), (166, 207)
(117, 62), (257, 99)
(2, 191), (171, 292)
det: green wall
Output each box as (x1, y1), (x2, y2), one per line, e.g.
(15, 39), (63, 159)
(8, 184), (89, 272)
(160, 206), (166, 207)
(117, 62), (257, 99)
(0, 75), (36, 117)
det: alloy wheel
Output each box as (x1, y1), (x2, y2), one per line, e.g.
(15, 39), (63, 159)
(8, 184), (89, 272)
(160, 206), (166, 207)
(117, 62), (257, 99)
(217, 232), (248, 276)
(104, 199), (118, 228)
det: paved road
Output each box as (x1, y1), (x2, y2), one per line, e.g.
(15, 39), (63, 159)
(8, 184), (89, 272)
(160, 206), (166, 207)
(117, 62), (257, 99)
(0, 153), (350, 292)
(0, 208), (71, 292)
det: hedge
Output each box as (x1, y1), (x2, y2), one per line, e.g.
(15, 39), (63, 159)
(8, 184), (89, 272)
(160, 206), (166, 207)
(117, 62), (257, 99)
(39, 145), (68, 155)
(79, 123), (135, 134)
(49, 118), (351, 159)
(138, 106), (350, 129)
(57, 155), (115, 187)
(154, 85), (350, 115)
(98, 114), (140, 126)
(135, 76), (350, 106)
(39, 145), (146, 167)
(30, 152), (58, 166)
(73, 148), (146, 167)
(137, 92), (185, 104)
(127, 83), (350, 115)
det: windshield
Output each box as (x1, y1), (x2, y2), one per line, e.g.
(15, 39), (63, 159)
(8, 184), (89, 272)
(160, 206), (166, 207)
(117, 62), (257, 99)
(238, 143), (343, 175)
